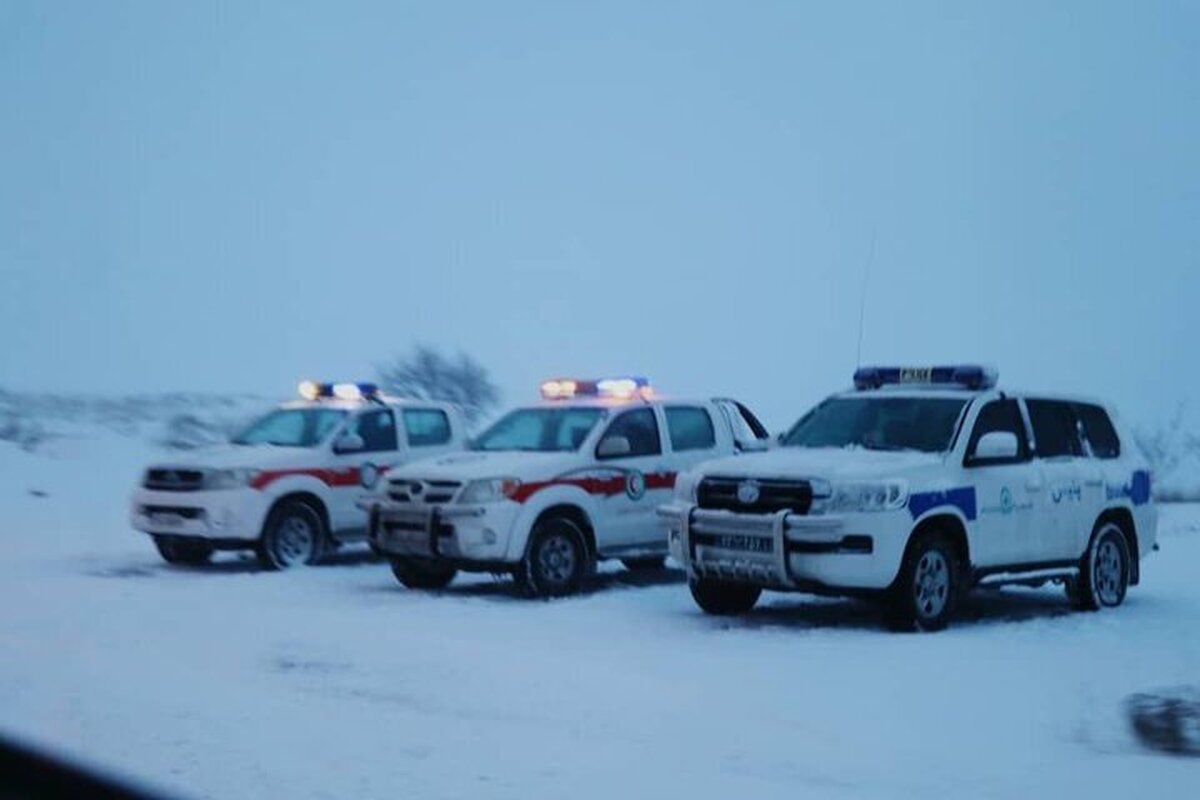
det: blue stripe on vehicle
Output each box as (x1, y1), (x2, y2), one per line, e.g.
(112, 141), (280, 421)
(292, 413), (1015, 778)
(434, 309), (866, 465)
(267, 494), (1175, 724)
(1131, 470), (1151, 506)
(908, 486), (977, 521)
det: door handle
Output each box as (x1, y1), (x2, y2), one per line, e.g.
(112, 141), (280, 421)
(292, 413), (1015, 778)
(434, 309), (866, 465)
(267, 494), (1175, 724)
(1025, 480), (1043, 492)
(1083, 478), (1103, 487)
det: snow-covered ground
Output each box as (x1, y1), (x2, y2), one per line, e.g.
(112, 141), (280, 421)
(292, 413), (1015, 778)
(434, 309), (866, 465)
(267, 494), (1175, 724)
(2, 426), (1199, 800)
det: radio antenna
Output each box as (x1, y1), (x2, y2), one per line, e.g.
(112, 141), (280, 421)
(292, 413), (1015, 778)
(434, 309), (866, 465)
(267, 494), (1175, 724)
(855, 225), (877, 368)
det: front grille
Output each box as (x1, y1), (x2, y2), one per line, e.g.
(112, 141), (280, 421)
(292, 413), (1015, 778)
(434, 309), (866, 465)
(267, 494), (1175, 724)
(697, 476), (813, 515)
(143, 469), (206, 492)
(386, 479), (463, 504)
(141, 505), (204, 519)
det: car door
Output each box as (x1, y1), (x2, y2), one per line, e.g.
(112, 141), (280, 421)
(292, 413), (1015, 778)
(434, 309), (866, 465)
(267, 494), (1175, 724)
(593, 406), (669, 550)
(1024, 399), (1089, 561)
(330, 408), (400, 534)
(961, 398), (1040, 567)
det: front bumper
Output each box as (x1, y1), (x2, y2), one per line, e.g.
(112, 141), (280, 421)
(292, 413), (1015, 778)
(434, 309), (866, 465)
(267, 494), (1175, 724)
(129, 487), (270, 541)
(361, 497), (518, 564)
(659, 502), (904, 591)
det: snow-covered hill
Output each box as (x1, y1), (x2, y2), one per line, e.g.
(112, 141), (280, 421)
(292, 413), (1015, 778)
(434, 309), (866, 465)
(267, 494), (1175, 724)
(0, 388), (270, 454)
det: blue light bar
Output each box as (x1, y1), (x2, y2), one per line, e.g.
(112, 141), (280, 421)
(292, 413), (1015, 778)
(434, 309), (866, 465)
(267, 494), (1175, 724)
(852, 365), (997, 391)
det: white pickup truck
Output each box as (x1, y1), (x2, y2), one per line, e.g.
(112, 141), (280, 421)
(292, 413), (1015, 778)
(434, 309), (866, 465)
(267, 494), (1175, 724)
(130, 381), (466, 569)
(363, 376), (771, 596)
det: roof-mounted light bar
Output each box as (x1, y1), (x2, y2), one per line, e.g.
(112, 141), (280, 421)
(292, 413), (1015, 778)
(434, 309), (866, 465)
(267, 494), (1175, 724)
(297, 380), (381, 401)
(852, 365), (998, 391)
(540, 376), (651, 401)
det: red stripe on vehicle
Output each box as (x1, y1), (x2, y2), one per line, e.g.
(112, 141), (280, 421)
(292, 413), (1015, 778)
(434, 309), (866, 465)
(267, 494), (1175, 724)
(511, 471), (676, 504)
(250, 468), (361, 491)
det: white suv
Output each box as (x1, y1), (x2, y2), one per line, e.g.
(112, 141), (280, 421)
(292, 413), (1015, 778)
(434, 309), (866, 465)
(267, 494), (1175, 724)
(130, 382), (465, 569)
(660, 366), (1157, 630)
(363, 377), (771, 596)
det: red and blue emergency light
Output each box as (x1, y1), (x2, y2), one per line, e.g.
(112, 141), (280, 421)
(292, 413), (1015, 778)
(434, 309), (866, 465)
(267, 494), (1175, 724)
(297, 381), (381, 401)
(540, 376), (652, 401)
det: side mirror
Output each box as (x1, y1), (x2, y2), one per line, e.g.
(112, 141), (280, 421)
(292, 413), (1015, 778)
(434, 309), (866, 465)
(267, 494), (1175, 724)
(737, 439), (769, 453)
(596, 435), (632, 458)
(334, 433), (365, 454)
(972, 431), (1019, 462)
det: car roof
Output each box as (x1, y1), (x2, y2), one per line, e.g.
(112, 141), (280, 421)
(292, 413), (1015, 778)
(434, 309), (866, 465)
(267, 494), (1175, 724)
(831, 386), (985, 400)
(523, 396), (716, 411)
(279, 398), (457, 413)
(1000, 390), (1114, 409)
(831, 386), (1115, 411)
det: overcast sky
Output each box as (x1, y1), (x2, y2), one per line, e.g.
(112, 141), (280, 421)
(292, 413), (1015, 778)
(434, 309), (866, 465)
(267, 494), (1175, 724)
(1, 1), (1197, 431)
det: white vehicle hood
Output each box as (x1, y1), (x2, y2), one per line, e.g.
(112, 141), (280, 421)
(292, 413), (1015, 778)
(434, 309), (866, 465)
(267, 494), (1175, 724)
(695, 446), (945, 482)
(389, 450), (582, 483)
(145, 443), (316, 472)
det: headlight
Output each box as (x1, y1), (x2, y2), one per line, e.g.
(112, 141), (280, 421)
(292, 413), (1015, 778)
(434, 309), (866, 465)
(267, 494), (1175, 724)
(205, 468), (261, 491)
(458, 477), (522, 504)
(826, 480), (908, 513)
(673, 471), (700, 502)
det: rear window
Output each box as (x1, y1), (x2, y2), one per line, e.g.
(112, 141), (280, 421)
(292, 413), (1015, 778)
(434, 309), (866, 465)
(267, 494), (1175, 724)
(665, 406), (716, 452)
(403, 408), (451, 447)
(1074, 403), (1120, 459)
(1026, 399), (1083, 458)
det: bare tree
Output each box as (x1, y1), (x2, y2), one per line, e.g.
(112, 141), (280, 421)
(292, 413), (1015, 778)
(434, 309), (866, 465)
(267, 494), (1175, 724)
(1133, 402), (1187, 478)
(377, 345), (500, 427)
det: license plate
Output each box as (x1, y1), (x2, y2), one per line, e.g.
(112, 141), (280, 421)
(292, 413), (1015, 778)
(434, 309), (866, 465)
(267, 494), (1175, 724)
(712, 534), (773, 553)
(150, 513), (185, 528)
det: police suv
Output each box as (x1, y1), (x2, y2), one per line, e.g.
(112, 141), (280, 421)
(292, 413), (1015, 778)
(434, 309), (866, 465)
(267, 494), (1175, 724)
(130, 381), (466, 569)
(363, 377), (771, 596)
(660, 366), (1157, 631)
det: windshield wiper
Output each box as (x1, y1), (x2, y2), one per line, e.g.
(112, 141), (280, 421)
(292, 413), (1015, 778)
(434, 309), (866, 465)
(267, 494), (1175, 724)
(859, 441), (904, 452)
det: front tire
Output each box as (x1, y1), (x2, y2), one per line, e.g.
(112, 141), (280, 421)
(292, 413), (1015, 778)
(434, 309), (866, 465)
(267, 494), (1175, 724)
(689, 578), (761, 615)
(257, 500), (326, 570)
(1071, 522), (1131, 611)
(153, 535), (214, 566)
(390, 557), (457, 590)
(517, 516), (590, 598)
(886, 534), (959, 632)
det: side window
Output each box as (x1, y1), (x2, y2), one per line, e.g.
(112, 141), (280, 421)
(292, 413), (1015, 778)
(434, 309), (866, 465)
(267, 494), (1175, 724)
(597, 407), (661, 459)
(403, 408), (452, 447)
(1074, 403), (1120, 459)
(1026, 399), (1083, 458)
(665, 406), (716, 452)
(965, 399), (1029, 464)
(350, 410), (398, 453)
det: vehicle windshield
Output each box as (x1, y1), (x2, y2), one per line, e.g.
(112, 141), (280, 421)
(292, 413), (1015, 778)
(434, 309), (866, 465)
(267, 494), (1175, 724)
(781, 396), (967, 453)
(231, 408), (347, 448)
(472, 407), (604, 452)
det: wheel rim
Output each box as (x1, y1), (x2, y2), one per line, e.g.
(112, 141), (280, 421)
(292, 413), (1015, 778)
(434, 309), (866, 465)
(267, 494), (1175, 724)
(537, 534), (576, 584)
(1094, 537), (1124, 605)
(274, 515), (315, 567)
(914, 550), (950, 619)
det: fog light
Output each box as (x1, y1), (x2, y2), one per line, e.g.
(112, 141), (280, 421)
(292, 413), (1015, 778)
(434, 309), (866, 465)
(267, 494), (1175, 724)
(482, 529), (497, 545)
